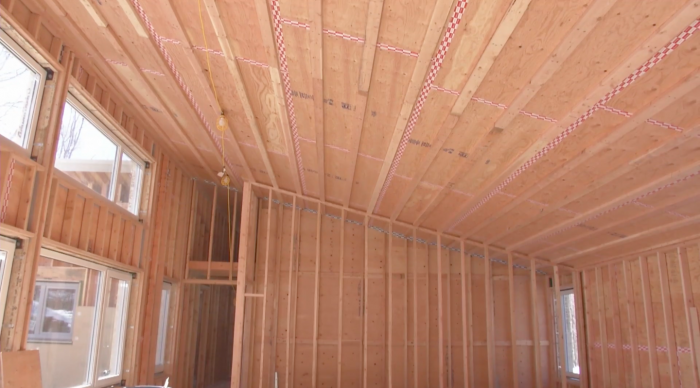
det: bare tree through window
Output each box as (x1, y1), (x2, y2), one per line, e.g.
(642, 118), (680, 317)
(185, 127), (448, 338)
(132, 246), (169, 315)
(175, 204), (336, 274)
(0, 41), (41, 147)
(57, 107), (85, 158)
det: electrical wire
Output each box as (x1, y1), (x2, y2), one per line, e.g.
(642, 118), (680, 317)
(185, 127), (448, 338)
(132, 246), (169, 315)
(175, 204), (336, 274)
(197, 0), (234, 261)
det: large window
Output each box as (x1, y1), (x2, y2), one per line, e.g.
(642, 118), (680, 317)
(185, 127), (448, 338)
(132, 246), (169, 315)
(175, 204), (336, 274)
(558, 289), (579, 376)
(155, 282), (172, 373)
(55, 97), (144, 215)
(0, 31), (45, 150)
(26, 249), (132, 388)
(0, 236), (17, 325)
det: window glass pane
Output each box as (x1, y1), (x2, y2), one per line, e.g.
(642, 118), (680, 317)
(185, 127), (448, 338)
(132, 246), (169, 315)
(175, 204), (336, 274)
(97, 276), (130, 380)
(117, 152), (142, 215)
(155, 284), (171, 369)
(0, 250), (6, 291)
(55, 103), (117, 199)
(0, 40), (40, 148)
(27, 256), (102, 388)
(561, 290), (579, 374)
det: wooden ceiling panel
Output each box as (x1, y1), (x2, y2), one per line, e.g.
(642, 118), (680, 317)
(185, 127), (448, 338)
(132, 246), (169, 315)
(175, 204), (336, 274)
(521, 0), (688, 120)
(29, 0), (700, 267)
(432, 0), (511, 91)
(604, 33), (700, 113)
(470, 0), (590, 106)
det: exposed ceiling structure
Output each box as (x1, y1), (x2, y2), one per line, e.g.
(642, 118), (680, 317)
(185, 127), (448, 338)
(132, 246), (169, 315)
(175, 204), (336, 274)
(27, 0), (700, 266)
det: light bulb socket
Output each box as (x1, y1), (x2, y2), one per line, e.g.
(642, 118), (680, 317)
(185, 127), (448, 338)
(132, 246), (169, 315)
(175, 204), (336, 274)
(216, 114), (228, 132)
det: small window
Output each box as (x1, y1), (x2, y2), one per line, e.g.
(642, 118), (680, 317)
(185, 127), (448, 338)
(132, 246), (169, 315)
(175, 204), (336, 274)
(559, 289), (579, 375)
(155, 282), (172, 373)
(0, 31), (45, 149)
(54, 96), (145, 215)
(26, 249), (132, 388)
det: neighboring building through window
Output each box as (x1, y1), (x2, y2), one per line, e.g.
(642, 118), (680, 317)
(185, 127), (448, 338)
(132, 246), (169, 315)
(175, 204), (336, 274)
(26, 249), (132, 388)
(155, 282), (172, 373)
(54, 97), (144, 215)
(0, 30), (45, 150)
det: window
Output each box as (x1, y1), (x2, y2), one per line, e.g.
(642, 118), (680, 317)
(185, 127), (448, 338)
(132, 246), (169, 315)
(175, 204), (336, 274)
(559, 289), (579, 376)
(155, 282), (172, 373)
(0, 236), (17, 325)
(26, 249), (132, 388)
(54, 96), (145, 215)
(0, 31), (45, 150)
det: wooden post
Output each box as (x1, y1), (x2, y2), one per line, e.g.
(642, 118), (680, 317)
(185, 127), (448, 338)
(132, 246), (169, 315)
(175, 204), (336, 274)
(388, 223), (394, 388)
(206, 185), (218, 279)
(678, 247), (700, 388)
(573, 271), (589, 388)
(608, 264), (625, 388)
(337, 209), (345, 388)
(657, 252), (680, 388)
(639, 256), (661, 388)
(412, 230), (419, 388)
(595, 267), (610, 387)
(284, 196), (297, 388)
(530, 258), (541, 388)
(621, 260), (641, 388)
(460, 241), (469, 387)
(363, 215), (369, 388)
(257, 189), (273, 388)
(507, 253), (519, 388)
(553, 266), (567, 388)
(231, 182), (254, 388)
(485, 246), (494, 388)
(312, 201), (321, 388)
(437, 235), (445, 388)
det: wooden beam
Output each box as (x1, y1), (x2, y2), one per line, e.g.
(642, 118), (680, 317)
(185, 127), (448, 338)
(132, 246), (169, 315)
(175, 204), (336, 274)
(678, 247), (700, 388)
(572, 271), (589, 388)
(257, 189), (274, 388)
(595, 267), (611, 386)
(639, 255), (661, 388)
(608, 264), (625, 388)
(478, 74), (700, 243)
(484, 246), (494, 388)
(622, 260), (642, 388)
(206, 185), (217, 279)
(336, 209), (345, 388)
(312, 201), (322, 387)
(231, 182), (253, 388)
(507, 253), (519, 388)
(363, 215), (369, 388)
(365, 0), (457, 213)
(437, 6), (700, 233)
(556, 211), (700, 263)
(358, 0), (384, 92)
(658, 252), (681, 388)
(553, 266), (567, 388)
(530, 258), (541, 388)
(284, 196), (297, 388)
(535, 189), (700, 257)
(437, 235), (445, 388)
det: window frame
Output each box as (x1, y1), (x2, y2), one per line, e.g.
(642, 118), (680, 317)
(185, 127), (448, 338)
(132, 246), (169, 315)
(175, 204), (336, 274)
(0, 236), (17, 326)
(556, 286), (580, 379)
(28, 280), (81, 343)
(0, 29), (46, 152)
(155, 281), (172, 374)
(31, 247), (133, 388)
(56, 94), (146, 215)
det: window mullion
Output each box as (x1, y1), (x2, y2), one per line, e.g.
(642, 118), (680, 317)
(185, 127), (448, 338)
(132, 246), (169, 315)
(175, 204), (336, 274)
(89, 271), (109, 387)
(111, 148), (123, 202)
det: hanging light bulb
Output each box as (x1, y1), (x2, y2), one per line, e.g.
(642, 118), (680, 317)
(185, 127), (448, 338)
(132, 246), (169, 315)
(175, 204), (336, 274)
(216, 113), (227, 132)
(217, 166), (231, 187)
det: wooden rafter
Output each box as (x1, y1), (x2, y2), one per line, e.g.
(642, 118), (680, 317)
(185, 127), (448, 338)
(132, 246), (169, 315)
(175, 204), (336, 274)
(438, 5), (700, 233)
(364, 0), (456, 213)
(390, 0), (533, 223)
(309, 0), (325, 200)
(476, 74), (700, 242)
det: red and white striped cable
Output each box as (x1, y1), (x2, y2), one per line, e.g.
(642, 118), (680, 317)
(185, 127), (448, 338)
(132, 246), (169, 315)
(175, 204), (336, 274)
(269, 0), (308, 194)
(447, 19), (700, 232)
(373, 0), (470, 211)
(128, 0), (240, 177)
